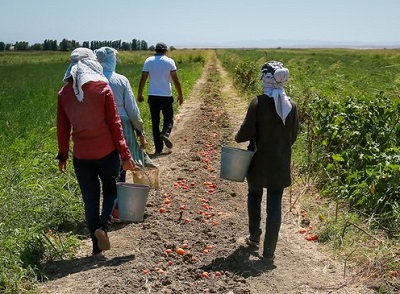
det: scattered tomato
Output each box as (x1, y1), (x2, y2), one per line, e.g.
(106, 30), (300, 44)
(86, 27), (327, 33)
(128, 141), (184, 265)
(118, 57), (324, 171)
(215, 271), (222, 277)
(201, 272), (209, 278)
(143, 269), (149, 275)
(389, 270), (398, 277)
(176, 248), (185, 255)
(165, 249), (173, 254)
(179, 204), (186, 210)
(305, 234), (318, 241)
(159, 207), (166, 213)
(299, 228), (307, 234)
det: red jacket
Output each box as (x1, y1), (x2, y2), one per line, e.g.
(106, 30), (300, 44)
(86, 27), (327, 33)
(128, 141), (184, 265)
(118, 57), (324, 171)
(57, 81), (131, 162)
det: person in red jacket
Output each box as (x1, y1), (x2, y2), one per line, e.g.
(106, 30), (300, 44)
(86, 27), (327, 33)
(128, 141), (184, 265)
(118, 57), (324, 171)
(56, 48), (134, 257)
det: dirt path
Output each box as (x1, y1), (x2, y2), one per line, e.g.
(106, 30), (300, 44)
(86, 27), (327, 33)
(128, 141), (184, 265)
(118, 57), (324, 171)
(39, 53), (373, 294)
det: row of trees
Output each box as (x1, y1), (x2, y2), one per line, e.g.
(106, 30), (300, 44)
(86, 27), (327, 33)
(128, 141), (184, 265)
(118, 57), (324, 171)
(0, 38), (153, 51)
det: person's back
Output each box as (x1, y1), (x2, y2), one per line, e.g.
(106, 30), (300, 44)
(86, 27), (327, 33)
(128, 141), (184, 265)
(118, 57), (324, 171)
(56, 47), (134, 257)
(95, 46), (155, 170)
(235, 60), (299, 262)
(58, 81), (119, 160)
(144, 54), (176, 97)
(137, 42), (183, 154)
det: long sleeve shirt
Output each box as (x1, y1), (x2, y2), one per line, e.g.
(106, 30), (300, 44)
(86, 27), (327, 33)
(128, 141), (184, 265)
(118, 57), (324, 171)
(103, 71), (144, 133)
(57, 81), (131, 162)
(235, 94), (299, 189)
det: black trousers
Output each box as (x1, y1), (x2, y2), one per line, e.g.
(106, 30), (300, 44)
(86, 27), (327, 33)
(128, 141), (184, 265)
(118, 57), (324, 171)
(148, 95), (174, 152)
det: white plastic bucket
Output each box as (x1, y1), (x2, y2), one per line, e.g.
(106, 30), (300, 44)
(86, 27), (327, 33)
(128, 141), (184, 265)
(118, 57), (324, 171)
(116, 182), (150, 222)
(220, 145), (255, 182)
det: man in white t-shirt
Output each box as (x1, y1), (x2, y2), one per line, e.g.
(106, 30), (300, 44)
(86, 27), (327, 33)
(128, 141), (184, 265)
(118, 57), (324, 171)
(137, 42), (183, 155)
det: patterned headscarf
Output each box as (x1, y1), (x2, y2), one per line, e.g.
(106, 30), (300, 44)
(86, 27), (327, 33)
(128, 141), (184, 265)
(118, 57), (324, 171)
(261, 61), (292, 124)
(62, 47), (108, 102)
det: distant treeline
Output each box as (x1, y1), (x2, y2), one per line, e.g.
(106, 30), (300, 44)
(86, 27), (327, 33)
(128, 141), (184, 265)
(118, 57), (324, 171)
(0, 38), (174, 52)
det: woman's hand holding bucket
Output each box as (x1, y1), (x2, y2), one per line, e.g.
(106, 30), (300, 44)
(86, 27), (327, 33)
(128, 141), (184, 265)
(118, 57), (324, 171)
(122, 159), (135, 171)
(139, 134), (147, 149)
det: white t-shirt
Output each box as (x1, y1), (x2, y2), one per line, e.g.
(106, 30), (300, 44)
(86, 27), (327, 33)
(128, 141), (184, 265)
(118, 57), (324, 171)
(142, 54), (177, 96)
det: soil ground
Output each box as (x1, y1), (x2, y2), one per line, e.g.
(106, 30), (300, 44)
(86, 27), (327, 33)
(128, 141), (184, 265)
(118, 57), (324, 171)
(39, 55), (375, 294)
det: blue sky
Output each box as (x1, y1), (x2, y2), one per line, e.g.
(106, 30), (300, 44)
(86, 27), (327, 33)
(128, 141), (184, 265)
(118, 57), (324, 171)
(1, 0), (399, 47)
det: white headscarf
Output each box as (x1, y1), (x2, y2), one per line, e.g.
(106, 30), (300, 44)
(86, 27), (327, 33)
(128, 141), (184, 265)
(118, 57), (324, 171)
(62, 47), (108, 102)
(261, 61), (292, 124)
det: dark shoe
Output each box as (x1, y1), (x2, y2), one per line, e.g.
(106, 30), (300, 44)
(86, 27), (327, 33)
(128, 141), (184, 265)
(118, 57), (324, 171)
(160, 134), (173, 149)
(261, 254), (275, 262)
(92, 251), (107, 261)
(245, 237), (260, 248)
(95, 228), (110, 251)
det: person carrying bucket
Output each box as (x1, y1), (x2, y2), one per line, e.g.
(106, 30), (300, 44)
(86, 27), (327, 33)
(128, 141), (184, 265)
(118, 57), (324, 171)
(235, 61), (300, 262)
(95, 46), (155, 175)
(95, 47), (156, 222)
(56, 48), (135, 258)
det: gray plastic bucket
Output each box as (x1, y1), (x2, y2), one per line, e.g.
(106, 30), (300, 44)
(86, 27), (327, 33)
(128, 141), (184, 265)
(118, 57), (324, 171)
(116, 182), (150, 222)
(220, 145), (255, 182)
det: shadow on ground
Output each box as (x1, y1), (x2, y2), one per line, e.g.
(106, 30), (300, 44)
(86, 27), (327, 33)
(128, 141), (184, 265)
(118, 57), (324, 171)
(42, 254), (135, 281)
(200, 245), (276, 278)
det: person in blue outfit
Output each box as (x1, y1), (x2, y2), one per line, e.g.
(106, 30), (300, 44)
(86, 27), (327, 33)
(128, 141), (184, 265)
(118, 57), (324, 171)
(95, 46), (155, 180)
(235, 61), (300, 262)
(137, 42), (183, 155)
(95, 47), (156, 222)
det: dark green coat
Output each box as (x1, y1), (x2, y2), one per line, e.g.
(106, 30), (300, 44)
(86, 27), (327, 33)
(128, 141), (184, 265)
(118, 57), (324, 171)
(235, 94), (299, 189)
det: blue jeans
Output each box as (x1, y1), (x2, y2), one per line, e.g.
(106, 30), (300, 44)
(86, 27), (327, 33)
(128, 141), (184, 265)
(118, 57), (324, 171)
(73, 149), (120, 253)
(148, 95), (174, 153)
(247, 185), (284, 258)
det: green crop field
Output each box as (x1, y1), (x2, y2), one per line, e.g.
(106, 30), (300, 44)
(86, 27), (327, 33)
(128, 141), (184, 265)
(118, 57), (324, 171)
(0, 50), (207, 293)
(0, 48), (399, 293)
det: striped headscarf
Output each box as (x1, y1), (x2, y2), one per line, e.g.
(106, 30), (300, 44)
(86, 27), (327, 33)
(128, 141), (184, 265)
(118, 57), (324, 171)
(261, 61), (292, 124)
